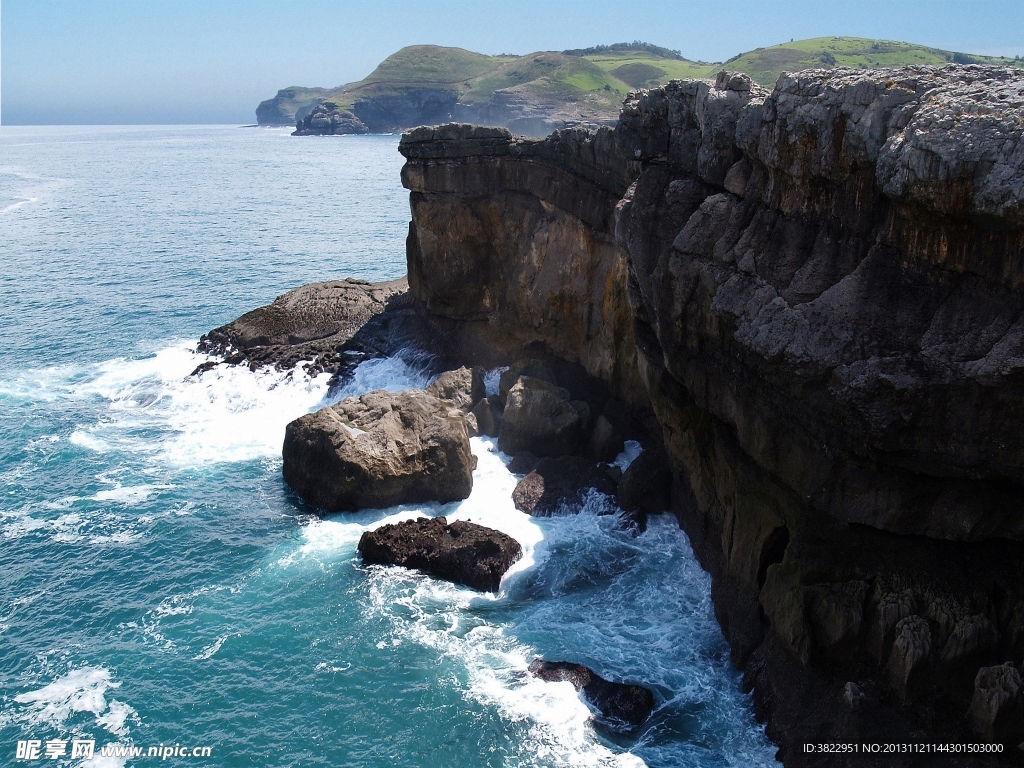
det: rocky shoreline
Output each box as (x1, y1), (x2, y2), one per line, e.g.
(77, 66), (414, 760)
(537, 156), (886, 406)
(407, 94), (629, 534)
(204, 63), (1024, 764)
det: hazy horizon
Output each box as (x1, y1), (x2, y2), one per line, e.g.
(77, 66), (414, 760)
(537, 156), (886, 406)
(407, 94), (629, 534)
(3, 0), (1023, 126)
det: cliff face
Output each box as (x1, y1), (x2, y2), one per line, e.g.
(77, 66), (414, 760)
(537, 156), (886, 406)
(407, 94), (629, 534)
(399, 123), (644, 405)
(401, 65), (1024, 763)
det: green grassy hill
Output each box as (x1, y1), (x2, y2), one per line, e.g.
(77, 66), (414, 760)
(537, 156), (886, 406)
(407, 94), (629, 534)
(260, 38), (1023, 131)
(722, 36), (1021, 86)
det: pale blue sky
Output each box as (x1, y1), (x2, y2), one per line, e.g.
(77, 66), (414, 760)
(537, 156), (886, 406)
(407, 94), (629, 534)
(2, 0), (1023, 124)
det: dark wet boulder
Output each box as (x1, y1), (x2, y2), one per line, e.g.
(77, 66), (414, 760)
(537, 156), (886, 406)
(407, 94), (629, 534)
(511, 456), (617, 516)
(528, 659), (655, 728)
(498, 376), (590, 457)
(507, 450), (541, 475)
(426, 366), (486, 412)
(616, 448), (672, 514)
(358, 516), (522, 592)
(283, 389), (474, 512)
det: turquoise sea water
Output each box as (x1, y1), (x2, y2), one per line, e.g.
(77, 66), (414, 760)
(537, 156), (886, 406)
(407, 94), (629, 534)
(0, 125), (776, 767)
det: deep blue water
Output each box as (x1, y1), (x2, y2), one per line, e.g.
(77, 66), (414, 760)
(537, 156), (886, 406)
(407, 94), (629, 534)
(0, 125), (776, 767)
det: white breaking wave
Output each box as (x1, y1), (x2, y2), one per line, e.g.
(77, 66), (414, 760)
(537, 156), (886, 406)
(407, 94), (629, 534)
(7, 666), (138, 738)
(326, 350), (435, 403)
(66, 344), (334, 466)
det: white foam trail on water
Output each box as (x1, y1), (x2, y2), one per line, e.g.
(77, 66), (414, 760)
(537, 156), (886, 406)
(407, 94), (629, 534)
(6, 667), (138, 742)
(92, 484), (168, 505)
(0, 196), (37, 214)
(193, 634), (233, 661)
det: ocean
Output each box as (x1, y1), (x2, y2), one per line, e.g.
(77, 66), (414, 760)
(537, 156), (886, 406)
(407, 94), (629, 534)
(0, 125), (776, 767)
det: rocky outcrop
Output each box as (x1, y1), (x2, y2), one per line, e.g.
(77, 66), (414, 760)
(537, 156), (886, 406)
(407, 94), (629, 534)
(282, 389), (474, 511)
(511, 455), (617, 516)
(197, 278), (409, 374)
(528, 659), (655, 728)
(400, 65), (1024, 764)
(293, 102), (369, 135)
(357, 516), (521, 592)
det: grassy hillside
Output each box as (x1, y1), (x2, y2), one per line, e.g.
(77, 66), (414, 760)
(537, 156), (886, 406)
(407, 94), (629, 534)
(724, 37), (1021, 86)
(261, 38), (1023, 127)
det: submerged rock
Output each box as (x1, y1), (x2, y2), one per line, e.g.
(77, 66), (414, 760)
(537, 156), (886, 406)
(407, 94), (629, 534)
(511, 455), (617, 516)
(498, 376), (590, 457)
(282, 389), (474, 512)
(358, 516), (522, 592)
(528, 659), (655, 728)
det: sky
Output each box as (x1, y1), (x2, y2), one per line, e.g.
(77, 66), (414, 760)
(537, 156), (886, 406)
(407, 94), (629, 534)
(2, 0), (1023, 125)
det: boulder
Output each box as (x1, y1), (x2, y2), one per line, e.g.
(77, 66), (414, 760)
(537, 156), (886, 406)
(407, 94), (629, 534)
(511, 456), (617, 516)
(617, 448), (672, 514)
(282, 389), (474, 512)
(358, 516), (522, 592)
(498, 358), (558, 405)
(425, 366), (486, 412)
(507, 450), (541, 475)
(471, 394), (503, 437)
(528, 659), (655, 728)
(498, 376), (590, 457)
(969, 663), (1024, 743)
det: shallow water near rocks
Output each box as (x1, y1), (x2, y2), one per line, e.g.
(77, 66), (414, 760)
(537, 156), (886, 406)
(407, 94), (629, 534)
(0, 125), (775, 767)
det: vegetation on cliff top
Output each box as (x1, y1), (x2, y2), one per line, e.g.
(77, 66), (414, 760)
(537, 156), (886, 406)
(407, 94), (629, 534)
(259, 37), (1023, 125)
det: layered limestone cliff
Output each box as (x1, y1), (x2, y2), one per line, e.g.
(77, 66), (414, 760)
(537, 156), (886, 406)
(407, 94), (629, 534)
(400, 123), (644, 405)
(401, 66), (1024, 764)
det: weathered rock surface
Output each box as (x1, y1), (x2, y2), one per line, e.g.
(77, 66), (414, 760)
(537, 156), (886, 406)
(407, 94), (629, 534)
(282, 389), (474, 511)
(498, 376), (590, 457)
(400, 65), (1024, 765)
(197, 278), (409, 373)
(511, 455), (617, 516)
(528, 659), (655, 728)
(425, 366), (485, 412)
(358, 516), (521, 592)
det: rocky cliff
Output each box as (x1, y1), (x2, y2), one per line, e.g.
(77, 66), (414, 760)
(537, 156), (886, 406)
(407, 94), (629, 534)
(400, 65), (1024, 764)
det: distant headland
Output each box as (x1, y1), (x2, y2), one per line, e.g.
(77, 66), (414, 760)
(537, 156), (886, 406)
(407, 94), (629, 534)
(256, 37), (1022, 137)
